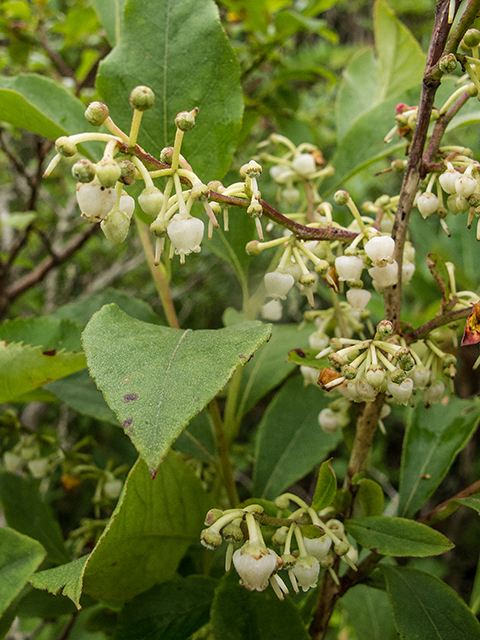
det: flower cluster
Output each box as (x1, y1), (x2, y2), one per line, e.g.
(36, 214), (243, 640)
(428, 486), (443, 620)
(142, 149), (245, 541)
(200, 494), (357, 599)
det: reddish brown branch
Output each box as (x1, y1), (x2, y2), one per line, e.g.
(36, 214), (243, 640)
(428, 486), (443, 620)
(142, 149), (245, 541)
(418, 478), (480, 525)
(404, 305), (472, 343)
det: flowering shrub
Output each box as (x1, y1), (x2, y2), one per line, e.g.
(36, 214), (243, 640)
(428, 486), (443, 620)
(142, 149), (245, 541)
(2, 1), (480, 639)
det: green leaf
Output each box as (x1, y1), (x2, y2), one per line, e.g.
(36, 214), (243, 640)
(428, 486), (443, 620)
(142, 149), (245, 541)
(342, 584), (398, 640)
(211, 572), (310, 640)
(0, 472), (69, 566)
(312, 460), (336, 512)
(345, 517), (454, 557)
(398, 396), (480, 518)
(52, 289), (160, 326)
(383, 566), (480, 639)
(470, 553), (480, 615)
(29, 556), (89, 611)
(356, 479), (385, 517)
(45, 370), (118, 426)
(238, 323), (313, 417)
(253, 376), (342, 499)
(96, 0), (243, 180)
(0, 341), (86, 404)
(287, 347), (325, 370)
(83, 304), (271, 472)
(373, 0), (426, 103)
(112, 576), (218, 640)
(90, 0), (126, 46)
(0, 316), (83, 352)
(173, 410), (217, 463)
(0, 75), (96, 141)
(82, 453), (212, 601)
(0, 528), (46, 617)
(453, 494), (480, 514)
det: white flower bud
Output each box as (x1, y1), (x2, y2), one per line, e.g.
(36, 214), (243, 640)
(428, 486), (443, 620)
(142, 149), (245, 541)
(387, 378), (414, 405)
(318, 408), (339, 433)
(101, 209), (131, 244)
(335, 255), (364, 282)
(261, 299), (283, 321)
(138, 187), (164, 217)
(355, 378), (377, 402)
(422, 380), (445, 405)
(76, 182), (117, 221)
(417, 192), (439, 218)
(3, 452), (22, 473)
(364, 235), (395, 265)
(304, 536), (332, 561)
(309, 331), (330, 351)
(27, 458), (49, 479)
(167, 215), (204, 262)
(439, 168), (461, 194)
(264, 271), (295, 301)
(283, 188), (300, 206)
(103, 479), (123, 500)
(301, 366), (319, 386)
(270, 164), (292, 184)
(368, 261), (398, 288)
(403, 242), (415, 264)
(292, 153), (316, 176)
(233, 545), (278, 591)
(346, 288), (371, 310)
(365, 365), (385, 388)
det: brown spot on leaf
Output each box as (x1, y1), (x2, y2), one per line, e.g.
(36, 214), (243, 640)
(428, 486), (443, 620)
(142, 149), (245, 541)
(124, 393), (138, 403)
(122, 418), (133, 429)
(43, 349), (56, 356)
(292, 348), (306, 358)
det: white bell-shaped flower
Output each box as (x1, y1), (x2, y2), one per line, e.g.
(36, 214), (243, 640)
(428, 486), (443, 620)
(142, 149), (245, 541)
(76, 181), (117, 221)
(364, 235), (395, 265)
(387, 378), (414, 405)
(335, 255), (364, 282)
(283, 187), (300, 206)
(410, 366), (430, 389)
(167, 215), (204, 263)
(304, 535), (332, 561)
(422, 380), (445, 405)
(439, 168), (461, 194)
(232, 544), (278, 592)
(138, 187), (164, 217)
(402, 262), (415, 285)
(417, 192), (439, 218)
(355, 378), (378, 402)
(270, 164), (293, 184)
(291, 556), (320, 592)
(455, 166), (477, 199)
(365, 365), (385, 388)
(368, 261), (398, 288)
(455, 195), (471, 213)
(292, 153), (316, 176)
(301, 366), (319, 387)
(261, 299), (282, 321)
(346, 288), (371, 310)
(309, 331), (330, 351)
(318, 408), (339, 433)
(264, 271), (295, 300)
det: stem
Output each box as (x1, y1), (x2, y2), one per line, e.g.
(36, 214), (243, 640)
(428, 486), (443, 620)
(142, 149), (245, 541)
(223, 365), (243, 442)
(309, 561), (342, 639)
(418, 478), (480, 524)
(345, 393), (386, 490)
(384, 0), (456, 327)
(135, 218), (180, 329)
(208, 397), (239, 507)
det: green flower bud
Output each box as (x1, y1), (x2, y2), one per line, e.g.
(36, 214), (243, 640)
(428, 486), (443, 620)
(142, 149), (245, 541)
(96, 159), (121, 188)
(333, 190), (349, 206)
(175, 107), (198, 131)
(439, 53), (457, 74)
(129, 85), (155, 111)
(464, 29), (480, 48)
(390, 368), (407, 384)
(160, 147), (174, 165)
(200, 528), (223, 550)
(300, 273), (316, 286)
(72, 159), (96, 183)
(204, 508), (223, 526)
(240, 160), (262, 179)
(376, 320), (394, 337)
(333, 540), (349, 556)
(55, 136), (77, 157)
(246, 241), (262, 256)
(341, 364), (357, 380)
(85, 101), (109, 126)
(247, 200), (263, 217)
(222, 522), (244, 542)
(118, 160), (136, 185)
(281, 554), (296, 569)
